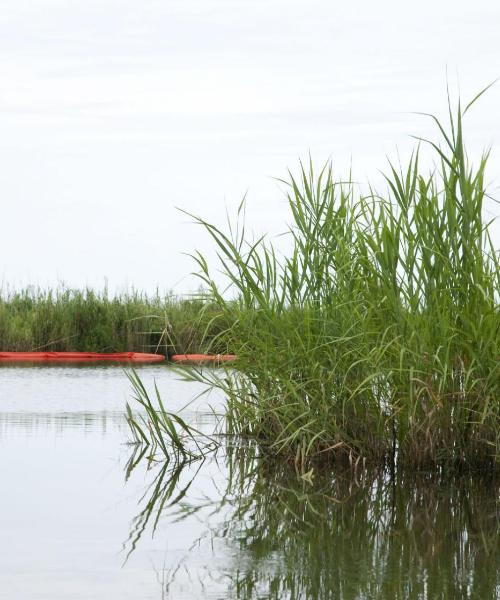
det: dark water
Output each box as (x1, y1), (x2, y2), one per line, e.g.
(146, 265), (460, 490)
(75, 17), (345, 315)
(0, 366), (498, 599)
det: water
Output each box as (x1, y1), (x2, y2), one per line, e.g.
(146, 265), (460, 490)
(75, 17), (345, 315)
(0, 366), (499, 599)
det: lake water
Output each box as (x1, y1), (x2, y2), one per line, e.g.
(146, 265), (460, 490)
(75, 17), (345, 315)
(0, 365), (499, 599)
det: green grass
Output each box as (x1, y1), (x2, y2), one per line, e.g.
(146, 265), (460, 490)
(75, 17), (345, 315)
(0, 287), (228, 356)
(126, 369), (219, 461)
(182, 88), (500, 471)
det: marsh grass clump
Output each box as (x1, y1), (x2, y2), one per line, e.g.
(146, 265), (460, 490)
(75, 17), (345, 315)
(126, 369), (219, 462)
(187, 90), (500, 471)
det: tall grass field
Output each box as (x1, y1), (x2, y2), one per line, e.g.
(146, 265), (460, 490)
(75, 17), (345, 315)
(0, 288), (226, 356)
(184, 90), (500, 471)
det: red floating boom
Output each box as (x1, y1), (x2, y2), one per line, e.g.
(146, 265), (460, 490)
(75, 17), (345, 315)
(0, 352), (165, 363)
(171, 354), (236, 364)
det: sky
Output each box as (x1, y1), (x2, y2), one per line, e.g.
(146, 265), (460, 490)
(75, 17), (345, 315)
(1, 0), (500, 294)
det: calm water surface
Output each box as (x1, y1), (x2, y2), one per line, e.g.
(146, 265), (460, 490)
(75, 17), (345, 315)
(0, 366), (498, 599)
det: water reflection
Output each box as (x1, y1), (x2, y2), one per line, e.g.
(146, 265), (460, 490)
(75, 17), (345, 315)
(0, 410), (127, 436)
(123, 446), (207, 561)
(126, 446), (500, 600)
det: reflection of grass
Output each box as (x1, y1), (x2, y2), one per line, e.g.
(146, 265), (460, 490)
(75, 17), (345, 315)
(124, 445), (500, 599)
(122, 444), (205, 561)
(218, 451), (500, 600)
(183, 88), (500, 470)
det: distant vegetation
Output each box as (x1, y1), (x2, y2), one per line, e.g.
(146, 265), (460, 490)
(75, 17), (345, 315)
(180, 90), (500, 472)
(0, 287), (227, 356)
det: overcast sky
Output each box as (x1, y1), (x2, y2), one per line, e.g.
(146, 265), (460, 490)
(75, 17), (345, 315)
(1, 0), (499, 294)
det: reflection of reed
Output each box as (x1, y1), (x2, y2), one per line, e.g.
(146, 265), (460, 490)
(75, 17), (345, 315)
(124, 445), (500, 599)
(0, 410), (127, 436)
(220, 452), (500, 600)
(123, 445), (208, 561)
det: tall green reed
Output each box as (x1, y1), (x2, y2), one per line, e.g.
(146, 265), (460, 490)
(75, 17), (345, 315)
(185, 89), (500, 471)
(126, 369), (219, 462)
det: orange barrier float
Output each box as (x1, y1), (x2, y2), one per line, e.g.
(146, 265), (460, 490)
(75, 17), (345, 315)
(171, 354), (236, 365)
(0, 352), (165, 364)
